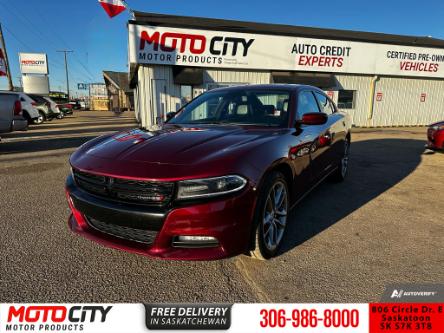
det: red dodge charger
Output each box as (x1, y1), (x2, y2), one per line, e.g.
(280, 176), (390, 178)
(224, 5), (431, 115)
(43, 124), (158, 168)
(427, 121), (444, 151)
(66, 85), (352, 260)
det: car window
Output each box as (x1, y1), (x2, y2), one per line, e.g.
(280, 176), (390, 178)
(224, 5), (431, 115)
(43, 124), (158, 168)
(29, 95), (47, 104)
(170, 90), (290, 127)
(297, 91), (320, 119)
(314, 92), (335, 115)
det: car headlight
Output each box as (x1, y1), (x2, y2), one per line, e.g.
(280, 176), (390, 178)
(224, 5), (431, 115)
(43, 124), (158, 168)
(432, 125), (444, 131)
(177, 175), (247, 200)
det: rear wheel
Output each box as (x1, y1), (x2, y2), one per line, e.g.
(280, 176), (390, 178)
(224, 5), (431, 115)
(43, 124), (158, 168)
(250, 171), (289, 260)
(330, 138), (350, 182)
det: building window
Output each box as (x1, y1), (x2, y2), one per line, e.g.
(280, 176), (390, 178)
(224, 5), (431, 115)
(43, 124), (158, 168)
(180, 85), (193, 105)
(337, 90), (356, 109)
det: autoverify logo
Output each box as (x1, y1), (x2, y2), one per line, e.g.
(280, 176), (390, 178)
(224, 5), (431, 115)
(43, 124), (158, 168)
(391, 289), (404, 299)
(390, 289), (437, 299)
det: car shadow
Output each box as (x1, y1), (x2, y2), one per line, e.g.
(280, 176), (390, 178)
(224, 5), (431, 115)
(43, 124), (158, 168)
(277, 138), (425, 256)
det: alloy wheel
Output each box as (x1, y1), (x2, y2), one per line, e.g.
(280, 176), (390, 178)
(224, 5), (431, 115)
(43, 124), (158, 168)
(262, 181), (288, 251)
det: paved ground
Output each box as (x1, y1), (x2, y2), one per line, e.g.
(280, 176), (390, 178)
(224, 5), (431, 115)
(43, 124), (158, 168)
(0, 112), (443, 303)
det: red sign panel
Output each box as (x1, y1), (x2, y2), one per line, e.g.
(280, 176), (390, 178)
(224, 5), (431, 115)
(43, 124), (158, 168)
(376, 92), (383, 101)
(369, 303), (444, 333)
(420, 93), (427, 102)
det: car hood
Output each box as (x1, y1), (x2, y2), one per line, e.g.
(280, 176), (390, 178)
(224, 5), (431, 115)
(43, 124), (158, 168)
(430, 120), (444, 127)
(72, 124), (284, 167)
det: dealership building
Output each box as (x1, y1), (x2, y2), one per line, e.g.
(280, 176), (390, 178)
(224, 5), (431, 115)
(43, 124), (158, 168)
(128, 12), (444, 128)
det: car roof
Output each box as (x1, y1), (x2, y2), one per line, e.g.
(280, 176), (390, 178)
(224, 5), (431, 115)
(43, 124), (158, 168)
(207, 84), (325, 94)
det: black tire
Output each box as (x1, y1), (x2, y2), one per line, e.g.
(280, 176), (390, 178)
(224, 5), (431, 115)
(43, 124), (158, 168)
(250, 171), (289, 260)
(33, 111), (45, 124)
(330, 138), (350, 182)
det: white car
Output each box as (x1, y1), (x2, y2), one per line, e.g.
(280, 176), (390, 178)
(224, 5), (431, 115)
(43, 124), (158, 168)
(43, 96), (64, 119)
(2, 92), (41, 124)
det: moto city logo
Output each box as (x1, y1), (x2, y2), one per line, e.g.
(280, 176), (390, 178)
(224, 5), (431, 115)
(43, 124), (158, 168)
(5, 305), (112, 332)
(138, 30), (255, 65)
(20, 60), (45, 66)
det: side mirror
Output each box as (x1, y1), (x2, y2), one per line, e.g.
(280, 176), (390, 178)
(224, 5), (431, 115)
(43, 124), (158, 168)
(166, 112), (176, 122)
(297, 112), (328, 126)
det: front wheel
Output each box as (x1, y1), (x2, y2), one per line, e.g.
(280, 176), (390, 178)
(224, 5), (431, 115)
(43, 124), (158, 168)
(33, 112), (45, 124)
(250, 171), (289, 260)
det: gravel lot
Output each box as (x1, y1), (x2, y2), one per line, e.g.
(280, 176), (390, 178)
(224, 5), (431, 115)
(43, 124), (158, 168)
(1, 112), (442, 302)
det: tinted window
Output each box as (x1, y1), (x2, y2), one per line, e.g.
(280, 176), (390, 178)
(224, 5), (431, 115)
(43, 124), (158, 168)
(314, 92), (335, 115)
(170, 90), (290, 127)
(297, 91), (320, 119)
(338, 90), (355, 109)
(29, 95), (47, 104)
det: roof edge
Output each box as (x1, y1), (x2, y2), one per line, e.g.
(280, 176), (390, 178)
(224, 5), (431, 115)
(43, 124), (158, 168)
(130, 11), (444, 49)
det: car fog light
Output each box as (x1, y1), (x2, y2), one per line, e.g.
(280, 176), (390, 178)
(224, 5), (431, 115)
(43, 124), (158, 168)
(172, 236), (219, 248)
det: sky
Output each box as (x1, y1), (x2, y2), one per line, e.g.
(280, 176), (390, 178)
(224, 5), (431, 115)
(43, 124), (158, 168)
(1, 0), (444, 96)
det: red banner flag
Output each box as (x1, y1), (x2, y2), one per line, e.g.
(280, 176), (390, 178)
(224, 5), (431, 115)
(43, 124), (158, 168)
(0, 49), (7, 76)
(98, 0), (127, 18)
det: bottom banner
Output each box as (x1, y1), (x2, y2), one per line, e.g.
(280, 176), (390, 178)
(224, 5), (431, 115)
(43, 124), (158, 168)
(0, 303), (442, 332)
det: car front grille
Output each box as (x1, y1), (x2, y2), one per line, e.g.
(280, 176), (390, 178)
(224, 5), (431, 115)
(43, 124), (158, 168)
(86, 217), (158, 244)
(73, 169), (175, 206)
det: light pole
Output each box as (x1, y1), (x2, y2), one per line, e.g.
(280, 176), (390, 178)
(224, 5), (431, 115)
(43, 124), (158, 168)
(57, 50), (73, 100)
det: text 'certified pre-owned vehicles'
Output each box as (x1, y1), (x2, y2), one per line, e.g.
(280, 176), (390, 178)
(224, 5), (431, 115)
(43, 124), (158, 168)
(427, 121), (444, 151)
(66, 85), (351, 260)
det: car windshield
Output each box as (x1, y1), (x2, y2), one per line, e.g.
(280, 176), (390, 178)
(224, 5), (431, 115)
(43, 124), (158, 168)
(169, 89), (291, 127)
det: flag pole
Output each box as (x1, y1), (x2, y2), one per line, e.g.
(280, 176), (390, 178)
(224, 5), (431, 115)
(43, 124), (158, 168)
(121, 0), (134, 19)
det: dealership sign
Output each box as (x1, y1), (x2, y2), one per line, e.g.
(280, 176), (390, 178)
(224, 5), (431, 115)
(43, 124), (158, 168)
(19, 53), (49, 75)
(129, 24), (444, 78)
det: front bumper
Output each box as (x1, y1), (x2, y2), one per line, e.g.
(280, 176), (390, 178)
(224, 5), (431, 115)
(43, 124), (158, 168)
(426, 128), (444, 150)
(66, 175), (257, 260)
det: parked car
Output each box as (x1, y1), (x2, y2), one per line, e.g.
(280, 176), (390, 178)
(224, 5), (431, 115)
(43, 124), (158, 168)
(69, 100), (82, 110)
(50, 96), (74, 116)
(43, 96), (64, 119)
(0, 92), (40, 125)
(426, 121), (444, 151)
(66, 84), (352, 260)
(58, 103), (74, 115)
(0, 92), (28, 136)
(29, 94), (61, 122)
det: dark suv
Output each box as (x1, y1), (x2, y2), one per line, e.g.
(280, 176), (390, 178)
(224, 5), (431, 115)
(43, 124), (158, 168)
(66, 84), (351, 260)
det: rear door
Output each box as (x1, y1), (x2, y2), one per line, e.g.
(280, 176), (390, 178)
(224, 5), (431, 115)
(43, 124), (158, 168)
(0, 93), (15, 133)
(314, 91), (345, 169)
